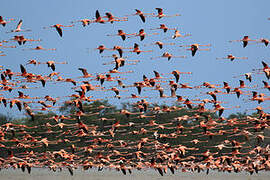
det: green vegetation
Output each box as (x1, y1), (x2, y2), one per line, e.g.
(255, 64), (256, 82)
(0, 99), (268, 161)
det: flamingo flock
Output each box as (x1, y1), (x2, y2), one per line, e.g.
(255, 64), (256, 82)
(0, 7), (270, 177)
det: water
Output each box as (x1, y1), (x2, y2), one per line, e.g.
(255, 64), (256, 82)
(0, 168), (269, 180)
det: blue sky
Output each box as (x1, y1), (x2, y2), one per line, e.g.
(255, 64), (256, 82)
(0, 0), (270, 118)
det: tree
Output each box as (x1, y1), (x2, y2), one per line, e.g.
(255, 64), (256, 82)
(228, 112), (248, 119)
(0, 113), (10, 125)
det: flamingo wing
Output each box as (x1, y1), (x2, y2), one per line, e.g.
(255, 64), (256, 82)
(55, 26), (63, 37)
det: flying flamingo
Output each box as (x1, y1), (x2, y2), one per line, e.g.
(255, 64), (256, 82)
(92, 10), (106, 24)
(229, 36), (256, 48)
(222, 82), (230, 94)
(245, 73), (252, 82)
(170, 70), (192, 82)
(154, 8), (181, 19)
(151, 52), (186, 60)
(144, 41), (175, 49)
(10, 35), (41, 45)
(262, 81), (270, 91)
(232, 88), (243, 98)
(78, 68), (93, 78)
(102, 55), (140, 69)
(7, 19), (31, 33)
(254, 61), (270, 72)
(71, 18), (91, 27)
(9, 99), (22, 111)
(110, 45), (128, 57)
(104, 12), (128, 23)
(95, 45), (111, 54)
(126, 9), (153, 23)
(150, 24), (176, 33)
(216, 54), (248, 61)
(106, 29), (135, 41)
(171, 29), (191, 39)
(22, 45), (56, 51)
(133, 9), (146, 22)
(128, 29), (158, 41)
(180, 43), (211, 56)
(253, 38), (269, 47)
(41, 61), (67, 71)
(129, 43), (153, 54)
(43, 24), (74, 37)
(0, 16), (14, 27)
(26, 59), (40, 65)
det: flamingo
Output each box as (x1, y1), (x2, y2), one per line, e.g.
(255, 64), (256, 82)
(150, 24), (176, 33)
(170, 70), (192, 82)
(253, 38), (269, 46)
(128, 29), (158, 41)
(223, 82), (231, 93)
(130, 43), (153, 54)
(229, 36), (256, 48)
(7, 19), (31, 33)
(151, 52), (186, 60)
(44, 24), (74, 37)
(43, 61), (67, 71)
(154, 8), (181, 19)
(134, 9), (146, 22)
(95, 45), (110, 54)
(71, 18), (91, 27)
(171, 29), (191, 39)
(216, 54), (248, 61)
(111, 45), (125, 57)
(104, 12), (128, 23)
(22, 45), (56, 51)
(180, 43), (211, 56)
(93, 10), (106, 24)
(10, 35), (41, 45)
(0, 16), (14, 27)
(78, 68), (93, 78)
(262, 81), (270, 91)
(126, 9), (153, 23)
(144, 41), (175, 49)
(107, 29), (135, 41)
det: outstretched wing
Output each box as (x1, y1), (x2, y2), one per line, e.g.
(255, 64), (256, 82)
(20, 64), (26, 74)
(134, 43), (139, 48)
(16, 19), (23, 30)
(55, 26), (63, 37)
(262, 61), (269, 69)
(96, 10), (101, 19)
(153, 70), (160, 78)
(155, 8), (163, 14)
(191, 49), (197, 56)
(139, 14), (145, 23)
(78, 68), (88, 76)
(105, 12), (112, 18)
(243, 41), (248, 48)
(117, 48), (123, 57)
